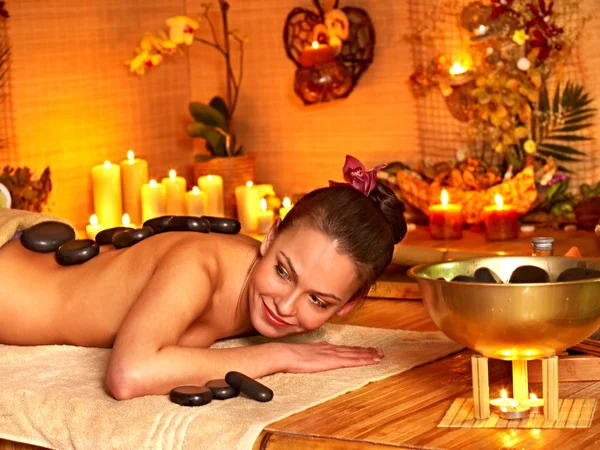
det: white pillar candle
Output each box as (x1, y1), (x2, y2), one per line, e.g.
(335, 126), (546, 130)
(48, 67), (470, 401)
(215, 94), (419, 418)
(185, 186), (208, 216)
(198, 174), (224, 217)
(257, 198), (274, 235)
(162, 169), (186, 215)
(120, 150), (148, 226)
(91, 160), (123, 227)
(141, 179), (166, 223)
(235, 181), (260, 233)
(85, 214), (104, 240)
(279, 197), (293, 220)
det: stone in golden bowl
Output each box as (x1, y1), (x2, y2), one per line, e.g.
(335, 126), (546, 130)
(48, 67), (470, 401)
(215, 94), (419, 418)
(408, 256), (600, 360)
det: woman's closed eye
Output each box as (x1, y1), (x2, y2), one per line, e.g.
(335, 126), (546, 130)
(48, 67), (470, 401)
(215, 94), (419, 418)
(275, 263), (290, 280)
(309, 294), (328, 309)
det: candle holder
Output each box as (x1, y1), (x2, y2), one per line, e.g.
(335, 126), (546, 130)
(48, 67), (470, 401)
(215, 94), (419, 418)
(482, 194), (519, 241)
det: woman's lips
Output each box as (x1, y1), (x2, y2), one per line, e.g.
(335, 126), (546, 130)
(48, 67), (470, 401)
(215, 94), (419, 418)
(261, 301), (292, 327)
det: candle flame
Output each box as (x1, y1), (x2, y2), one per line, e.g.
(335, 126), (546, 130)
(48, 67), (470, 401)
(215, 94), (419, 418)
(282, 197), (291, 208)
(207, 175), (213, 181)
(494, 193), (504, 209)
(476, 24), (488, 35)
(122, 213), (131, 227)
(192, 186), (200, 195)
(501, 389), (507, 400)
(149, 179), (157, 188)
(246, 181), (253, 188)
(509, 400), (517, 408)
(530, 393), (538, 401)
(127, 150), (134, 162)
(103, 161), (111, 169)
(260, 198), (267, 212)
(169, 169), (176, 181)
(312, 41), (319, 49)
(441, 189), (449, 208)
(90, 214), (98, 226)
(449, 61), (468, 76)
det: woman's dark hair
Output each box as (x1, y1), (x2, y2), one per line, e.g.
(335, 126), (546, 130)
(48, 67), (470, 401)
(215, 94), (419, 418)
(278, 183), (407, 297)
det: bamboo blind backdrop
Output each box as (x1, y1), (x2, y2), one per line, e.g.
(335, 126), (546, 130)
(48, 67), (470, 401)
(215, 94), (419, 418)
(0, 0), (598, 226)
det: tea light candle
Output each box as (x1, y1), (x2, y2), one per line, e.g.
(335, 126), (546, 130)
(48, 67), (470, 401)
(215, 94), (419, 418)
(473, 24), (489, 36)
(86, 214), (103, 240)
(279, 197), (293, 220)
(235, 181), (260, 233)
(428, 189), (463, 239)
(121, 213), (135, 229)
(483, 194), (519, 241)
(299, 41), (335, 68)
(120, 150), (148, 225)
(91, 160), (123, 227)
(141, 179), (166, 222)
(198, 174), (224, 217)
(449, 61), (468, 76)
(489, 389), (514, 414)
(257, 198), (274, 235)
(498, 400), (530, 420)
(521, 393), (544, 414)
(185, 186), (207, 217)
(162, 169), (186, 215)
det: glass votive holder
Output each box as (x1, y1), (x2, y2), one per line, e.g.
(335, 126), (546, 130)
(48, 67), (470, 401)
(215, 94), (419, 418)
(428, 205), (464, 239)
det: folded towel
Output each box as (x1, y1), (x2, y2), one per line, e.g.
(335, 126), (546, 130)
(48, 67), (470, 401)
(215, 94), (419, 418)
(0, 324), (463, 450)
(0, 209), (74, 247)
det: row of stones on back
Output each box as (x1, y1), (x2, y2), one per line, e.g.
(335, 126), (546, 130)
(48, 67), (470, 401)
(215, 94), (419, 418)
(448, 266), (600, 284)
(20, 216), (242, 266)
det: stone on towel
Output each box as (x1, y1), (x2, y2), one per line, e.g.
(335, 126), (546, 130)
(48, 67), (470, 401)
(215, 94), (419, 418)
(205, 379), (239, 400)
(21, 221), (76, 253)
(56, 239), (100, 266)
(169, 386), (213, 407)
(225, 371), (273, 402)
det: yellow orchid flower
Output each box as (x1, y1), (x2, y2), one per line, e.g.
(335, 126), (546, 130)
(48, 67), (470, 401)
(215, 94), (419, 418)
(166, 16), (199, 45)
(127, 50), (163, 75)
(523, 139), (537, 154)
(512, 29), (529, 46)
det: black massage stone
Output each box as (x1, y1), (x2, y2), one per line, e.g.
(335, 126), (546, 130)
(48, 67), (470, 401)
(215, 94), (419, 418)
(451, 275), (477, 283)
(166, 216), (210, 233)
(21, 221), (76, 253)
(169, 386), (213, 407)
(143, 216), (173, 234)
(225, 371), (273, 402)
(509, 265), (550, 284)
(55, 239), (100, 266)
(474, 267), (502, 283)
(203, 216), (241, 235)
(112, 227), (154, 249)
(557, 267), (600, 282)
(95, 227), (133, 246)
(205, 379), (239, 400)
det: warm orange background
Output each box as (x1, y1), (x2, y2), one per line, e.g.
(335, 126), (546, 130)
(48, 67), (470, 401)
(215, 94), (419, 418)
(0, 0), (598, 228)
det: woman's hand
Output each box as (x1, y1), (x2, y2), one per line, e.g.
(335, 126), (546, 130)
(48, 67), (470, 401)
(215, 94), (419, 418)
(280, 342), (384, 374)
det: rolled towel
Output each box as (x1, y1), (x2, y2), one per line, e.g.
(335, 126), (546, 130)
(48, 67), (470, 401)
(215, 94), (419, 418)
(0, 209), (74, 248)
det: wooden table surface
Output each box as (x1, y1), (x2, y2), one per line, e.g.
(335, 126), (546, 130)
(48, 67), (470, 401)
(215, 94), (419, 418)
(253, 299), (600, 450)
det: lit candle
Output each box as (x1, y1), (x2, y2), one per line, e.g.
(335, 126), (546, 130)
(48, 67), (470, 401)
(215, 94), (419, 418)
(299, 41), (335, 68)
(279, 197), (293, 220)
(490, 389), (514, 414)
(498, 400), (530, 420)
(483, 194), (519, 241)
(198, 174), (224, 217)
(120, 150), (148, 226)
(449, 61), (468, 76)
(257, 198), (274, 235)
(141, 179), (166, 223)
(91, 160), (123, 227)
(474, 24), (489, 36)
(162, 169), (186, 215)
(121, 213), (135, 229)
(234, 181), (260, 233)
(428, 189), (463, 239)
(185, 186), (208, 217)
(85, 214), (104, 240)
(521, 393), (544, 414)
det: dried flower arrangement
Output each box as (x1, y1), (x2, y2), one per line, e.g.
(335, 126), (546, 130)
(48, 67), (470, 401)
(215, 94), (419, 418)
(0, 166), (52, 212)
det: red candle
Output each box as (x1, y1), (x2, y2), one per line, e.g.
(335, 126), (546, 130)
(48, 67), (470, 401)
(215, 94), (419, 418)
(299, 41), (335, 68)
(428, 189), (463, 239)
(483, 194), (519, 241)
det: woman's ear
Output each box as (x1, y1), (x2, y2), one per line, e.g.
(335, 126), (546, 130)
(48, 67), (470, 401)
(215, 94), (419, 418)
(336, 298), (360, 317)
(260, 217), (281, 257)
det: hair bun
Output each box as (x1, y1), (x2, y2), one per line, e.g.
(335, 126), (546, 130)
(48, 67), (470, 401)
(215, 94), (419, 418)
(369, 183), (407, 244)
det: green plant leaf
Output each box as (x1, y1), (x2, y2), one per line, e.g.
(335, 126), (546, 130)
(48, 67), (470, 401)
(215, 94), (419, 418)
(186, 122), (227, 156)
(209, 96), (229, 122)
(188, 102), (228, 130)
(537, 149), (582, 162)
(537, 143), (587, 156)
(554, 124), (593, 133)
(194, 154), (213, 163)
(564, 114), (595, 125)
(546, 134), (592, 141)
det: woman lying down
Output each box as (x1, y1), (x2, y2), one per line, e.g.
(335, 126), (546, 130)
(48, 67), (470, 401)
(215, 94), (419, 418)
(0, 156), (407, 400)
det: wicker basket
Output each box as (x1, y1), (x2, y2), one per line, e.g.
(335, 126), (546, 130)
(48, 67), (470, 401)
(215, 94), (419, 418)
(193, 154), (256, 219)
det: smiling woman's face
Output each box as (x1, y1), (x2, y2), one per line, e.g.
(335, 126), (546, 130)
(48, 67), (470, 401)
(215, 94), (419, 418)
(247, 223), (361, 338)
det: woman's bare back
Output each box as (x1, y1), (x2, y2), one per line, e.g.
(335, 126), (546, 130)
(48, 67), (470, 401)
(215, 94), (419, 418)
(0, 231), (261, 347)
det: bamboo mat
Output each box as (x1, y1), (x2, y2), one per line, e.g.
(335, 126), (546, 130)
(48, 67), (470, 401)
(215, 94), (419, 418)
(439, 398), (597, 429)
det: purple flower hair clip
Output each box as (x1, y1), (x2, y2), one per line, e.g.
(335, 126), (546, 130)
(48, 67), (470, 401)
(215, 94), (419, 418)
(329, 155), (386, 197)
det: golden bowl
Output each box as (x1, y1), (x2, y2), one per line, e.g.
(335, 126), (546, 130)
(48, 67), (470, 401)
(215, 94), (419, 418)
(408, 256), (600, 360)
